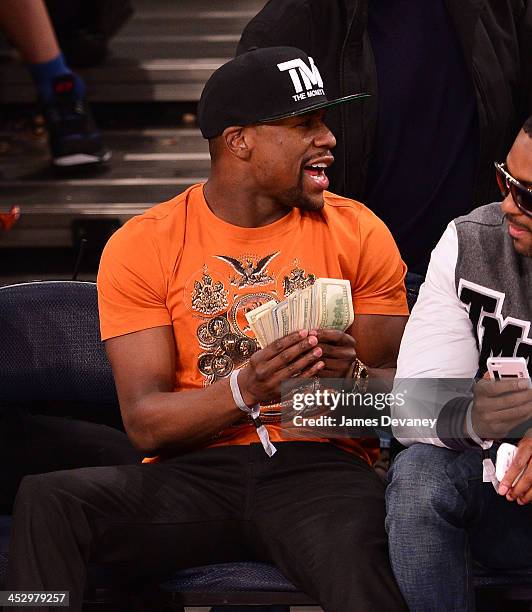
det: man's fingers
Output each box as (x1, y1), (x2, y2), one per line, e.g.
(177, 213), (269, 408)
(485, 402), (532, 434)
(263, 329), (312, 357)
(516, 488), (532, 505)
(474, 400), (532, 438)
(315, 329), (356, 346)
(257, 330), (314, 365)
(476, 378), (531, 397)
(506, 464), (532, 501)
(316, 345), (355, 360)
(316, 357), (350, 375)
(278, 350), (324, 379)
(499, 444), (532, 496)
(267, 337), (321, 373)
(297, 359), (325, 379)
(492, 401), (532, 423)
(476, 389), (532, 415)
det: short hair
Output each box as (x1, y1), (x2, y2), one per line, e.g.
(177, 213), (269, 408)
(524, 115), (532, 137)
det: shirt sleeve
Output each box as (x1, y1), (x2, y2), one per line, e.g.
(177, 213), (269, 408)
(392, 221), (480, 448)
(396, 221), (478, 378)
(97, 220), (172, 341)
(352, 212), (409, 315)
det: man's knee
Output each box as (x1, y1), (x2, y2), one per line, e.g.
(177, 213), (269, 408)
(386, 444), (460, 524)
(14, 467), (108, 518)
(14, 471), (75, 510)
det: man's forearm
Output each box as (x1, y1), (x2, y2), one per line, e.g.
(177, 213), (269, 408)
(123, 378), (242, 456)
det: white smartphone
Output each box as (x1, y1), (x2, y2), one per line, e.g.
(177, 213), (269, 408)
(495, 442), (526, 486)
(487, 357), (531, 388)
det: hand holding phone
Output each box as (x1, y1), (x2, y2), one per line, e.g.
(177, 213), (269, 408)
(487, 357), (531, 387)
(471, 357), (532, 439)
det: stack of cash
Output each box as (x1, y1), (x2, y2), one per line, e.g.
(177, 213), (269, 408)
(245, 278), (354, 349)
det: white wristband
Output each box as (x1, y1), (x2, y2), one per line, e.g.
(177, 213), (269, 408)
(465, 401), (493, 449)
(229, 369), (277, 457)
(466, 401), (499, 490)
(230, 368), (259, 414)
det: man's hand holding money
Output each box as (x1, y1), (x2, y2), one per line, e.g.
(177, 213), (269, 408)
(238, 329), (325, 406)
(310, 328), (357, 378)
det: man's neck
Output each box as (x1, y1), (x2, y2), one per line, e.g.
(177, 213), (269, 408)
(203, 178), (292, 229)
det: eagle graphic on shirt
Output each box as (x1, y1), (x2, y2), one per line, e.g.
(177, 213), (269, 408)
(213, 252), (279, 287)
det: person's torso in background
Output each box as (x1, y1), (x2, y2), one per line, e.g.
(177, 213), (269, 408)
(366, 0), (479, 275)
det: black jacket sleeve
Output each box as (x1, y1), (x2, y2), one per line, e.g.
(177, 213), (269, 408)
(436, 396), (478, 451)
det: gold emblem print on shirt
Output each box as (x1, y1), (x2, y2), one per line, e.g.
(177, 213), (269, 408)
(213, 252), (279, 288)
(282, 260), (316, 296)
(190, 266), (229, 315)
(195, 292), (282, 387)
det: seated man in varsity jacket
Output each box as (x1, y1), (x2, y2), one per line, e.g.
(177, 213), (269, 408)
(386, 117), (532, 611)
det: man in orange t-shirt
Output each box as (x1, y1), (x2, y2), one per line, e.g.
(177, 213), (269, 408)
(7, 47), (408, 612)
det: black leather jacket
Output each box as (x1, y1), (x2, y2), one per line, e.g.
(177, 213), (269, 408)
(238, 0), (532, 209)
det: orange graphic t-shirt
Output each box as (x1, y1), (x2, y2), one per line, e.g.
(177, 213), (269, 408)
(97, 184), (408, 464)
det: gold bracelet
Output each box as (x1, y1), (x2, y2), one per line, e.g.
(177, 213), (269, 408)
(351, 357), (369, 392)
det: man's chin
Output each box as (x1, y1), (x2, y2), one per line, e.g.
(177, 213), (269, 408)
(297, 193), (325, 211)
(510, 236), (532, 258)
(279, 185), (325, 212)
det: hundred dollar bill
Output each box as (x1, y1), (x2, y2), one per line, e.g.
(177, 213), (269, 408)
(287, 289), (301, 334)
(313, 278), (354, 331)
(245, 278), (354, 346)
(245, 300), (277, 348)
(299, 285), (313, 330)
(273, 300), (291, 339)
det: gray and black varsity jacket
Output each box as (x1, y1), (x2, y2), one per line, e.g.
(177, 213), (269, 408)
(394, 203), (532, 449)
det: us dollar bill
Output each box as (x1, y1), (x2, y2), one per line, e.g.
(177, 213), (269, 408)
(245, 299), (277, 348)
(312, 278), (354, 331)
(246, 278), (354, 348)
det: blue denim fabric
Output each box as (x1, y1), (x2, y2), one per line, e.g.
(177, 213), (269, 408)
(386, 444), (532, 611)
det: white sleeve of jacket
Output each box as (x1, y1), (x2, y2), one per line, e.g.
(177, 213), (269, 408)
(392, 221), (479, 447)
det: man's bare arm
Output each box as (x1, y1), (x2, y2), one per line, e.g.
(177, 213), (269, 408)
(352, 313), (408, 373)
(309, 313), (407, 386)
(106, 326), (324, 456)
(105, 326), (239, 456)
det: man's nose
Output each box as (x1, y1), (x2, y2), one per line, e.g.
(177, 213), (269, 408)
(315, 122), (337, 150)
(500, 189), (521, 217)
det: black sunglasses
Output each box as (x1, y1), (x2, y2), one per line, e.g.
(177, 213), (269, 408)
(494, 162), (532, 217)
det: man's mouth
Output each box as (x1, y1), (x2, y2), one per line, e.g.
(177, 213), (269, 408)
(303, 157), (333, 190)
(507, 217), (532, 238)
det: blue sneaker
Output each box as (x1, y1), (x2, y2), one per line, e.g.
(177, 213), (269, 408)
(42, 75), (111, 167)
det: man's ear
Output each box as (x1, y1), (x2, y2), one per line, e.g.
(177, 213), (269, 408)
(223, 126), (251, 160)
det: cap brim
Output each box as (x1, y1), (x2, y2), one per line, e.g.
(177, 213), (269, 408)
(259, 92), (370, 123)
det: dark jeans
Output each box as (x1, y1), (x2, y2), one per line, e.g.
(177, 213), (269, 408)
(0, 410), (141, 514)
(386, 444), (532, 611)
(8, 442), (406, 612)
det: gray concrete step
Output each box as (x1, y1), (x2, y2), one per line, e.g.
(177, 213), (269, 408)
(0, 128), (208, 248)
(0, 0), (264, 103)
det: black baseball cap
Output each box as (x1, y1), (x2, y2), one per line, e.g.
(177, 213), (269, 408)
(197, 46), (369, 139)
